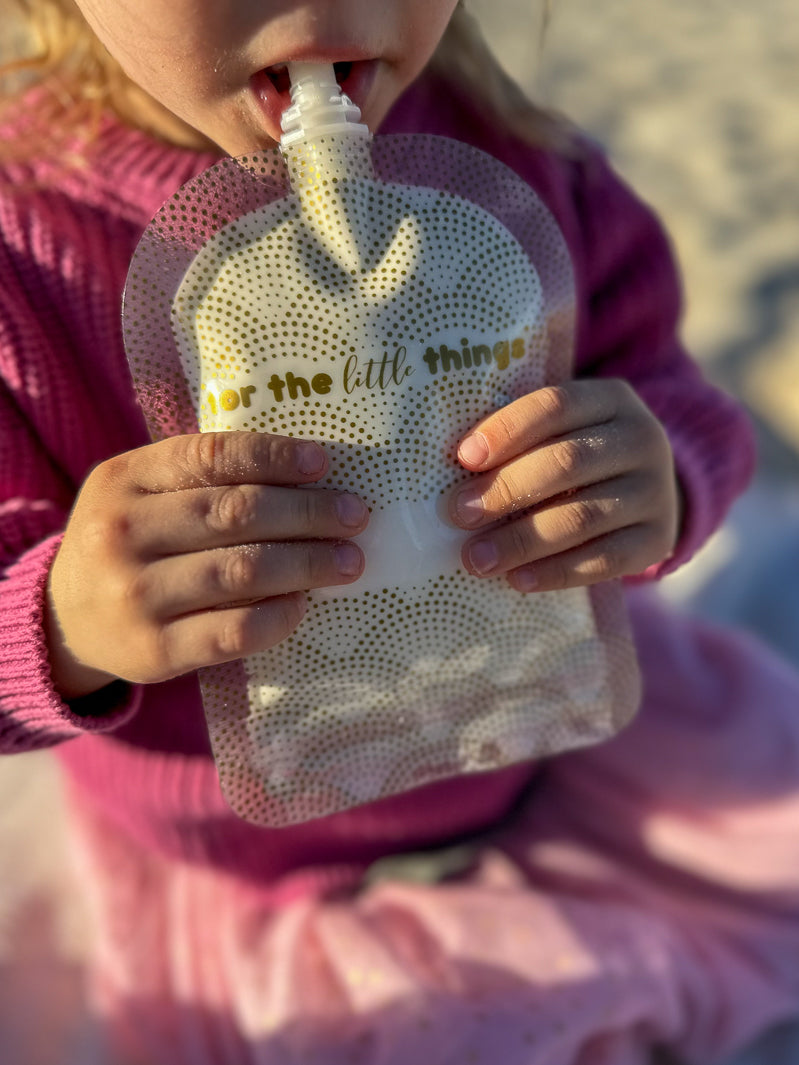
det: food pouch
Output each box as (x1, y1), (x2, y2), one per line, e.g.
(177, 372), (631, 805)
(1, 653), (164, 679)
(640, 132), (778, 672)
(123, 63), (641, 826)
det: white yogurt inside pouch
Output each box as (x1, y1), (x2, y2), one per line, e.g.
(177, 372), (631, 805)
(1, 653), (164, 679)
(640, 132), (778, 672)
(123, 64), (641, 826)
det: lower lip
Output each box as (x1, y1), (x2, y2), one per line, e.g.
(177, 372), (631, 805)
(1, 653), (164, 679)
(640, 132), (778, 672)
(250, 59), (379, 145)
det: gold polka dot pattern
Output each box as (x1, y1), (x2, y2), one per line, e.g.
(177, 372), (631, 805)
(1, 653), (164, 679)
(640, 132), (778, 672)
(123, 134), (641, 826)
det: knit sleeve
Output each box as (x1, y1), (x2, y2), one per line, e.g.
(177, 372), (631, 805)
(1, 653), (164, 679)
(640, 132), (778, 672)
(0, 228), (141, 752)
(569, 144), (756, 577)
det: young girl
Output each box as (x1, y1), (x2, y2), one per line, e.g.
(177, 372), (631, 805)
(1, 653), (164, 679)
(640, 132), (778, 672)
(2, 1), (799, 1063)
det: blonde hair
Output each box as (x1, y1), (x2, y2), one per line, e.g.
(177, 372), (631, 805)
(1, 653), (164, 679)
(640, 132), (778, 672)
(0, 0), (207, 161)
(0, 0), (571, 164)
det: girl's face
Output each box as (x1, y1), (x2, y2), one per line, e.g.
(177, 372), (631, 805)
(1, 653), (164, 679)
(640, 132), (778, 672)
(73, 0), (459, 155)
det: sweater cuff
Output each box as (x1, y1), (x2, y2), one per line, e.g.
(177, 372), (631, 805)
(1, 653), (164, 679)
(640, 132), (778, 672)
(0, 533), (142, 751)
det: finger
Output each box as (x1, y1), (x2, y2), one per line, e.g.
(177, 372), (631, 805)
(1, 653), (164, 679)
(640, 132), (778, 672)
(139, 539), (365, 617)
(104, 432), (329, 494)
(159, 592), (309, 675)
(461, 479), (637, 577)
(505, 525), (657, 594)
(457, 380), (629, 471)
(131, 484), (369, 555)
(452, 430), (631, 530)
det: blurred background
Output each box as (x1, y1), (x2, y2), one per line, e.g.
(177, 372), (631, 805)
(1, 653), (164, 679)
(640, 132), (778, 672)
(473, 0), (799, 667)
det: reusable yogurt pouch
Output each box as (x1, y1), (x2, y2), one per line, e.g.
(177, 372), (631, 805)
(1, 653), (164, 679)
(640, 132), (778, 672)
(123, 64), (640, 826)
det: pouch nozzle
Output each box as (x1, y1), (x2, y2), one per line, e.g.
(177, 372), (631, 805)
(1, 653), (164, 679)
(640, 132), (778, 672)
(280, 62), (370, 149)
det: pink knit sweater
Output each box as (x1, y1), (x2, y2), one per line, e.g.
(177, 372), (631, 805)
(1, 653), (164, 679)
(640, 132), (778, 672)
(0, 72), (754, 896)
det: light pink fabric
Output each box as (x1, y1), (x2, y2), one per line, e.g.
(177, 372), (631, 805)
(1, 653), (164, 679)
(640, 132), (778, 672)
(42, 591), (799, 1065)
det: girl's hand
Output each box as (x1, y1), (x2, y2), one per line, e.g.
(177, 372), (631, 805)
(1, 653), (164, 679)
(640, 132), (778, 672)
(450, 379), (681, 593)
(46, 432), (369, 698)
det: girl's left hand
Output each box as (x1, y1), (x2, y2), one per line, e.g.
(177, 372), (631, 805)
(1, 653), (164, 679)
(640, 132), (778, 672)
(449, 378), (681, 592)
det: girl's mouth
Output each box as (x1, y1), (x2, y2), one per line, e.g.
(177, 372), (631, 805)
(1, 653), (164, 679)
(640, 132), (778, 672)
(251, 59), (374, 144)
(266, 60), (353, 97)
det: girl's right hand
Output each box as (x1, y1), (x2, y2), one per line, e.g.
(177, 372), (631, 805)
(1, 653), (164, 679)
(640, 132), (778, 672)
(45, 432), (368, 699)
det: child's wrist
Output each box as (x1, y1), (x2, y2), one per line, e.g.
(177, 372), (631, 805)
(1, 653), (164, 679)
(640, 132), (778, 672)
(44, 585), (119, 702)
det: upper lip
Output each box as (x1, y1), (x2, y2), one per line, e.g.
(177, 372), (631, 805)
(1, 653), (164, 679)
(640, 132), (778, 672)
(262, 58), (354, 89)
(257, 44), (376, 78)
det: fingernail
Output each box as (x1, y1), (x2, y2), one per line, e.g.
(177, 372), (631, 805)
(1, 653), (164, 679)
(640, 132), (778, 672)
(297, 442), (325, 475)
(513, 568), (538, 592)
(335, 543), (363, 577)
(455, 487), (485, 528)
(458, 432), (489, 468)
(467, 539), (498, 575)
(335, 494), (368, 528)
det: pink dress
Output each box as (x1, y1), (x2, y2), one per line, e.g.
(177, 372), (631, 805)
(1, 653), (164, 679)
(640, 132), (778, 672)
(7, 590), (797, 1065)
(2, 71), (798, 1064)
